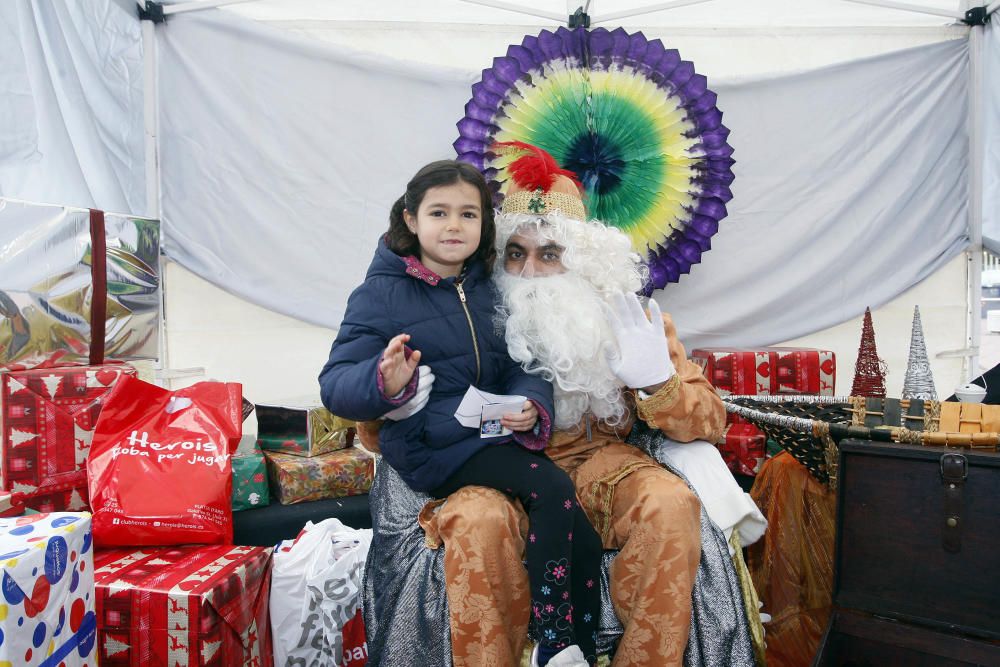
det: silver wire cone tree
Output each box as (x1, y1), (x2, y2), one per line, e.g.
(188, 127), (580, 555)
(902, 305), (937, 401)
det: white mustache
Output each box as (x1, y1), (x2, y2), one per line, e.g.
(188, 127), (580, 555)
(495, 271), (628, 429)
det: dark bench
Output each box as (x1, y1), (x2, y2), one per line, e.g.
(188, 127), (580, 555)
(232, 494), (372, 546)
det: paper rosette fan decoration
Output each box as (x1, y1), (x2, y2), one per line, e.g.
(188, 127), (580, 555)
(454, 26), (735, 290)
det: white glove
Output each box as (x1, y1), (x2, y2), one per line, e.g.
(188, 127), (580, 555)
(383, 365), (434, 421)
(605, 293), (676, 390)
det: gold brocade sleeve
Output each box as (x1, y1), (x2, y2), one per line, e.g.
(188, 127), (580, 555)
(634, 312), (726, 443)
(354, 419), (383, 454)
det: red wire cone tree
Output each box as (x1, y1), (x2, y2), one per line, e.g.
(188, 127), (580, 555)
(851, 307), (888, 397)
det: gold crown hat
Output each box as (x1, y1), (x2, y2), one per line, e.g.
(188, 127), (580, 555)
(494, 141), (586, 221)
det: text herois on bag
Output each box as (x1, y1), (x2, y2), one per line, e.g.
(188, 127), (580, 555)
(109, 430), (229, 466)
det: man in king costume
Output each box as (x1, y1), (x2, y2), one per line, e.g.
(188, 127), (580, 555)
(359, 143), (765, 667)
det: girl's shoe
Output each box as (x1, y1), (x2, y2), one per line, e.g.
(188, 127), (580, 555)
(530, 643), (589, 667)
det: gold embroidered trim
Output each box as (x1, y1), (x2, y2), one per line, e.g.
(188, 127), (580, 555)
(635, 374), (682, 426)
(582, 461), (658, 545)
(729, 532), (768, 667)
(814, 421), (839, 491)
(418, 498), (448, 549)
(501, 190), (587, 221)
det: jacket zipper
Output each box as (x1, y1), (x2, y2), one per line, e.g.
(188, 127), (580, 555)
(455, 280), (481, 385)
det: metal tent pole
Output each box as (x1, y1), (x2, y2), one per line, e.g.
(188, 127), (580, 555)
(460, 0), (724, 25)
(457, 0), (566, 23)
(138, 1), (218, 386)
(840, 0), (965, 20)
(967, 2), (986, 380)
(139, 8), (160, 220)
(591, 0), (718, 24)
(138, 3), (169, 383)
(162, 0), (256, 16)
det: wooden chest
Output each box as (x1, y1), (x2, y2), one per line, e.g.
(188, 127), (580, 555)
(814, 439), (1000, 666)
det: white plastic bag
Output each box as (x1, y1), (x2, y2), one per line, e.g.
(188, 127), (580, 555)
(270, 518), (373, 666)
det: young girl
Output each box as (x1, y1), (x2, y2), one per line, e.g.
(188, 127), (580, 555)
(319, 160), (601, 666)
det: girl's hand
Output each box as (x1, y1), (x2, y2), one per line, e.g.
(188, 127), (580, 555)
(501, 400), (538, 432)
(380, 334), (421, 397)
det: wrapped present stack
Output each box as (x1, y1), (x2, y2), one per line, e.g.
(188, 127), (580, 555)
(1, 200), (372, 664)
(1, 199), (161, 513)
(256, 399), (373, 505)
(692, 347), (836, 475)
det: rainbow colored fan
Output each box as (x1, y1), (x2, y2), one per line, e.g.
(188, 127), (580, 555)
(454, 26), (735, 291)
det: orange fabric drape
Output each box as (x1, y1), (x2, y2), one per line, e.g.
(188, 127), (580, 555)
(748, 452), (836, 667)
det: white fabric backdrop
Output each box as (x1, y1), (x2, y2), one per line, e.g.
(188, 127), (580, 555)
(0, 0), (145, 215)
(664, 38), (970, 345)
(157, 11), (474, 330)
(157, 10), (970, 348)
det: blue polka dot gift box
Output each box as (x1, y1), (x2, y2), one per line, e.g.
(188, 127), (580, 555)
(0, 512), (96, 667)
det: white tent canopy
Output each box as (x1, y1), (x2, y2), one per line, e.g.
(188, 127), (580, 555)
(1, 0), (996, 403)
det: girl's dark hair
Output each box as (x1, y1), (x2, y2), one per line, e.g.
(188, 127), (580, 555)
(386, 160), (496, 272)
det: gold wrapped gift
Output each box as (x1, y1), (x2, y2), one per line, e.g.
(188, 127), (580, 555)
(256, 397), (355, 457)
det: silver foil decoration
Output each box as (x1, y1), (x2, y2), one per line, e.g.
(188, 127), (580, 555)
(726, 394), (850, 404)
(0, 198), (160, 368)
(902, 305), (938, 401)
(723, 401), (818, 433)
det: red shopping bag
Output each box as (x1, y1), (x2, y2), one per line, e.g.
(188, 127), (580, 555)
(88, 375), (242, 546)
(341, 609), (368, 666)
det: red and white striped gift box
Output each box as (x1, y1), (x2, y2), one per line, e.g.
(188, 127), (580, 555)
(94, 545), (273, 667)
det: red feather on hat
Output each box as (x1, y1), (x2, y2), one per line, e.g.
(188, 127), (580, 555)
(492, 141), (581, 192)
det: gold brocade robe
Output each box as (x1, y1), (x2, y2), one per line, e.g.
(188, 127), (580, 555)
(358, 313), (725, 666)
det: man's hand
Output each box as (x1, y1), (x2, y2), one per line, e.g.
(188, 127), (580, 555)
(501, 400), (538, 432)
(606, 292), (676, 391)
(384, 365), (435, 421)
(380, 333), (421, 397)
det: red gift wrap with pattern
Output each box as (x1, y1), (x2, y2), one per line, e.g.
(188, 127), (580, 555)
(93, 544), (273, 667)
(768, 347), (836, 395)
(690, 349), (775, 396)
(1, 364), (136, 512)
(691, 347), (835, 397)
(717, 422), (767, 477)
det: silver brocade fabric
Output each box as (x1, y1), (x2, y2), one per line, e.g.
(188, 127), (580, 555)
(362, 424), (755, 667)
(362, 464), (452, 667)
(0, 198), (160, 368)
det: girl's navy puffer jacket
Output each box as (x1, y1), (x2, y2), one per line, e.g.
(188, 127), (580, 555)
(319, 238), (554, 493)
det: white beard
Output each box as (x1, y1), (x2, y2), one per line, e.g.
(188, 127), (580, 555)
(495, 271), (627, 430)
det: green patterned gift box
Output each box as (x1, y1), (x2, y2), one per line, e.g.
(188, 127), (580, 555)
(232, 452), (269, 511)
(256, 398), (354, 457)
(264, 446), (374, 505)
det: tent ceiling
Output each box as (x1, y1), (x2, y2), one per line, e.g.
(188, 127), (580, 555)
(211, 0), (966, 28)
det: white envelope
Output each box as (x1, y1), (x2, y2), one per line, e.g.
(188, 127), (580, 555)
(454, 386), (526, 438)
